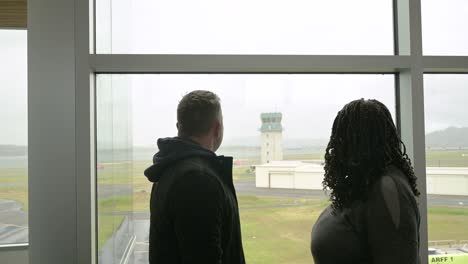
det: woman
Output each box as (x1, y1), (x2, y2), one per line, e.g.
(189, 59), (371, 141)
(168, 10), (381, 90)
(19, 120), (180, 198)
(311, 99), (420, 264)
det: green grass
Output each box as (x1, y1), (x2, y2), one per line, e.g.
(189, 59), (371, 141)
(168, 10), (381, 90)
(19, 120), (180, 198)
(98, 215), (125, 250)
(428, 207), (468, 242)
(96, 193), (324, 215)
(240, 200), (325, 264)
(0, 168), (27, 183)
(239, 195), (285, 207)
(284, 153), (324, 161)
(429, 207), (468, 216)
(233, 167), (253, 174)
(282, 149), (468, 167)
(426, 149), (468, 167)
(97, 195), (133, 251)
(103, 184), (468, 264)
(233, 167), (255, 181)
(98, 195), (133, 213)
(239, 195), (327, 208)
(0, 167), (28, 210)
(240, 203), (468, 264)
(92, 191), (468, 263)
(2, 151), (468, 261)
(99, 191), (150, 212)
(0, 186), (28, 210)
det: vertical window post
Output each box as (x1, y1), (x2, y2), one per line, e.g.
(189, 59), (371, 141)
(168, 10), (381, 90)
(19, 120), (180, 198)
(394, 0), (428, 263)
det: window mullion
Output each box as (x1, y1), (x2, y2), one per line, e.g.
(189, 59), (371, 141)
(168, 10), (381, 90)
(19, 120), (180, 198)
(423, 56), (468, 73)
(89, 54), (411, 74)
(394, 0), (428, 263)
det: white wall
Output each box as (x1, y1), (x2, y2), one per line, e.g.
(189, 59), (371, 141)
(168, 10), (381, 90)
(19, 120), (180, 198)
(270, 173), (295, 189)
(28, 0), (94, 263)
(256, 162), (302, 188)
(427, 168), (468, 196)
(0, 247), (28, 264)
(255, 166), (270, 188)
(256, 164), (468, 196)
(260, 132), (283, 164)
(295, 168), (323, 190)
(256, 163), (323, 190)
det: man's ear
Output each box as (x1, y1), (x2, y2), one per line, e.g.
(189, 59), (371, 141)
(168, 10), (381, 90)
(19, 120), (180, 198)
(176, 122), (180, 130)
(213, 120), (221, 137)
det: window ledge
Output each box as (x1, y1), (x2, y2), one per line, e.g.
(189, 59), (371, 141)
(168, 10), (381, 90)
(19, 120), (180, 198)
(0, 243), (28, 250)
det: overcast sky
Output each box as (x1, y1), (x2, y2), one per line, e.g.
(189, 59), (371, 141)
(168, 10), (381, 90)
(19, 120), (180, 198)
(1, 30), (27, 146)
(127, 74), (395, 146)
(1, 0), (468, 146)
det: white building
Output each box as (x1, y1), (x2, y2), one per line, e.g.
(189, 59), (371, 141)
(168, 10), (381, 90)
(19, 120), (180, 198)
(256, 161), (468, 196)
(256, 160), (324, 190)
(260, 113), (283, 164)
(427, 167), (468, 196)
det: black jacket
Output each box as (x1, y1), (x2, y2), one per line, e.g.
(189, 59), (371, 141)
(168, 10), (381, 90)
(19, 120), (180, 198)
(144, 137), (245, 264)
(311, 166), (420, 264)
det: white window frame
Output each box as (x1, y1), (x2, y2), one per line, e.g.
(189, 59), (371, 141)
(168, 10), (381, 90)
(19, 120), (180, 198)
(26, 0), (468, 264)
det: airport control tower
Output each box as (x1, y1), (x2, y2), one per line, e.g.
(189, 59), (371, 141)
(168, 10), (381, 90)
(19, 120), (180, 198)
(260, 113), (283, 164)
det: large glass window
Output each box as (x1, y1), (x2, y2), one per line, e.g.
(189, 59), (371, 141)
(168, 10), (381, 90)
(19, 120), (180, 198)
(96, 74), (395, 264)
(0, 29), (28, 245)
(24, 0), (468, 262)
(96, 0), (394, 55)
(424, 74), (468, 261)
(422, 0), (468, 55)
(96, 75), (134, 263)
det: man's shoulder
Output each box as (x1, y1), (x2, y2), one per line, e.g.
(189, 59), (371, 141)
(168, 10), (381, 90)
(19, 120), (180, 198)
(171, 156), (216, 174)
(160, 156), (220, 188)
(163, 157), (225, 202)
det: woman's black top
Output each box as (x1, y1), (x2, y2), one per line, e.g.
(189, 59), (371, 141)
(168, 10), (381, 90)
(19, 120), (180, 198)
(311, 166), (420, 264)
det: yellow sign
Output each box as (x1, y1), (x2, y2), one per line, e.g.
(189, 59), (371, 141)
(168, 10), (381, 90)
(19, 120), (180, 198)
(429, 254), (468, 264)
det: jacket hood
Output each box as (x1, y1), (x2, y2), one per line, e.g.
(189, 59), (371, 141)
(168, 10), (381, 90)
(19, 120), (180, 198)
(144, 137), (216, 182)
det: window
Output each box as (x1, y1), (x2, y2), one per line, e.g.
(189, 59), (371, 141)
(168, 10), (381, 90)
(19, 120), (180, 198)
(96, 0), (394, 55)
(96, 74), (394, 263)
(0, 29), (28, 246)
(424, 75), (468, 258)
(96, 75), (134, 263)
(422, 0), (468, 55)
(27, 0), (468, 263)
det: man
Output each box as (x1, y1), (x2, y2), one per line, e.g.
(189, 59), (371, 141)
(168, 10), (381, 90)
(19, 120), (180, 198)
(144, 90), (245, 264)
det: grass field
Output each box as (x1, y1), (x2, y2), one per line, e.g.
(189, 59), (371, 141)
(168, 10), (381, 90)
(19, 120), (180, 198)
(0, 167), (28, 210)
(240, 199), (325, 264)
(426, 149), (468, 167)
(97, 193), (468, 263)
(98, 215), (125, 250)
(1, 148), (468, 261)
(283, 149), (468, 167)
(93, 150), (468, 261)
(283, 153), (324, 161)
(242, 202), (468, 264)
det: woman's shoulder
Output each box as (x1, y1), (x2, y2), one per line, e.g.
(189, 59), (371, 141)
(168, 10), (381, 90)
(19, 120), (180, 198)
(370, 166), (413, 197)
(367, 166), (419, 228)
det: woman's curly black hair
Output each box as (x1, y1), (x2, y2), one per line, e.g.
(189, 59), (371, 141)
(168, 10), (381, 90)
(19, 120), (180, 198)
(323, 99), (419, 210)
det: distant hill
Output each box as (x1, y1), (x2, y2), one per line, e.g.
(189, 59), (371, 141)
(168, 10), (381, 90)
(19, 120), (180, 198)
(0, 145), (27, 157)
(426, 127), (468, 148)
